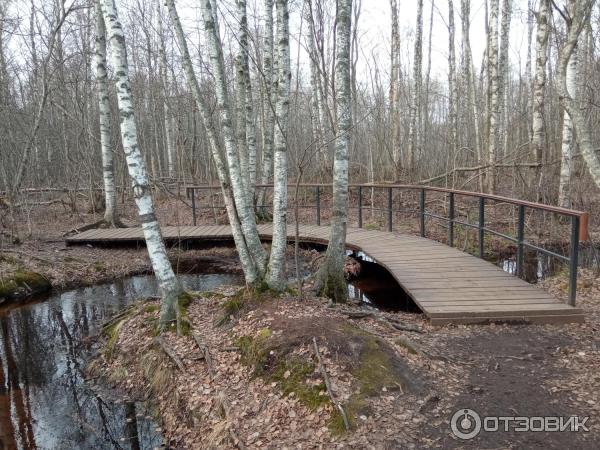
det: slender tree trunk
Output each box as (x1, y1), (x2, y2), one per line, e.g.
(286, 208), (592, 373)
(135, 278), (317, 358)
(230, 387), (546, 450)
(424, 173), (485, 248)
(267, 0), (291, 291)
(408, 0), (423, 173)
(448, 0), (458, 165)
(556, 0), (600, 194)
(100, 0), (182, 329)
(531, 0), (549, 166)
(497, 0), (511, 157)
(316, 0), (352, 302)
(258, 0), (275, 212)
(558, 45), (577, 208)
(390, 0), (401, 178)
(486, 0), (500, 193)
(166, 0), (260, 283)
(94, 0), (119, 227)
(199, 0), (268, 274)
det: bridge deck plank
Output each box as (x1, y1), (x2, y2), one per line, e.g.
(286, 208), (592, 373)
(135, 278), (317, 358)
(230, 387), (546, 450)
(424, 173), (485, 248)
(65, 224), (583, 325)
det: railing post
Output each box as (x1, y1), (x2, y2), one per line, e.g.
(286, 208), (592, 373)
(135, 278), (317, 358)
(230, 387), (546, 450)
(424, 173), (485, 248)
(448, 192), (455, 247)
(569, 215), (580, 306)
(358, 185), (363, 228)
(316, 185), (321, 226)
(387, 187), (393, 232)
(516, 204), (525, 278)
(420, 188), (426, 237)
(478, 197), (485, 258)
(191, 188), (197, 226)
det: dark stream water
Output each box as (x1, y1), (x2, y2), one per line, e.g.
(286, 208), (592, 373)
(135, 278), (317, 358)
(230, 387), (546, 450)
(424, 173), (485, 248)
(0, 273), (240, 450)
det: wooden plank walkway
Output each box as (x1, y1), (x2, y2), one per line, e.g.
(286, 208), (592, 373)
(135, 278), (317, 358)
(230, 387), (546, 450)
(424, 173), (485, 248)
(65, 224), (584, 325)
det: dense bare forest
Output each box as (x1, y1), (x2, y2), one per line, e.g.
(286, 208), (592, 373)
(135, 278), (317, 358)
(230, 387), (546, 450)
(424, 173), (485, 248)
(1, 0), (600, 204)
(1, 1), (600, 449)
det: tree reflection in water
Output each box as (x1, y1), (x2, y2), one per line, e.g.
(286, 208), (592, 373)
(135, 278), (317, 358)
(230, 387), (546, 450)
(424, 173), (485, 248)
(0, 273), (238, 449)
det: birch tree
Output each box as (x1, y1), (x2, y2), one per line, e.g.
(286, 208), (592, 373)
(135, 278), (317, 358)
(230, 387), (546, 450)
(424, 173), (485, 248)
(447, 0), (458, 161)
(556, 0), (600, 200)
(390, 0), (401, 177)
(497, 0), (511, 157)
(531, 0), (549, 167)
(257, 0), (275, 214)
(94, 0), (120, 227)
(486, 0), (500, 193)
(100, 0), (182, 329)
(166, 0), (263, 284)
(315, 0), (352, 302)
(558, 42), (577, 207)
(408, 0), (423, 172)
(266, 0), (291, 291)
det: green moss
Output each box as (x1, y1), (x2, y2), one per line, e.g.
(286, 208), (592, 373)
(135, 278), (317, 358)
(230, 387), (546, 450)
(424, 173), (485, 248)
(176, 292), (194, 336)
(143, 304), (160, 313)
(236, 328), (328, 411)
(272, 358), (328, 410)
(364, 223), (380, 231)
(93, 261), (106, 272)
(0, 271), (51, 300)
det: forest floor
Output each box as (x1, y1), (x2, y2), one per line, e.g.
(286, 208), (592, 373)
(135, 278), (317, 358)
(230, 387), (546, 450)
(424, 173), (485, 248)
(1, 198), (600, 448)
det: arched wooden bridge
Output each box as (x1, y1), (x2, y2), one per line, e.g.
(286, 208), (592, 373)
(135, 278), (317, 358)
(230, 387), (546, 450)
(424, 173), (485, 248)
(66, 184), (589, 325)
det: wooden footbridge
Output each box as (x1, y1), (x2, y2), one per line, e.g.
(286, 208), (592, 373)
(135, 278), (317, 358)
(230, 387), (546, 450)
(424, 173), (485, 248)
(66, 184), (589, 326)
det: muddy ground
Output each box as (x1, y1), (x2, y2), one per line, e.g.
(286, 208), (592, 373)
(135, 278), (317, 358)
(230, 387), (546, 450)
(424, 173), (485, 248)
(1, 199), (600, 449)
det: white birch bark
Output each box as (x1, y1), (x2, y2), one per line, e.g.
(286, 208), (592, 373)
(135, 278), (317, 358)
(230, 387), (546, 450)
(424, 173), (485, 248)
(531, 0), (549, 165)
(461, 0), (482, 167)
(165, 0), (259, 283)
(258, 0), (275, 213)
(557, 0), (600, 195)
(200, 0), (268, 274)
(316, 0), (352, 302)
(235, 0), (249, 194)
(408, 0), (423, 172)
(558, 45), (577, 208)
(100, 0), (182, 328)
(266, 0), (291, 291)
(487, 0), (500, 193)
(497, 0), (511, 157)
(448, 0), (458, 160)
(156, 0), (175, 179)
(94, 0), (119, 226)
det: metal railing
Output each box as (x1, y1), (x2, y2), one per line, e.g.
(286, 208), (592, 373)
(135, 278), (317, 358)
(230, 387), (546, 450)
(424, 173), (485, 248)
(185, 183), (589, 306)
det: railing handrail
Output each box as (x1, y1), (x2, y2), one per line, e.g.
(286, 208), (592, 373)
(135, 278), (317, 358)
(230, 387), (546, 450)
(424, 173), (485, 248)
(186, 182), (589, 306)
(184, 182), (589, 228)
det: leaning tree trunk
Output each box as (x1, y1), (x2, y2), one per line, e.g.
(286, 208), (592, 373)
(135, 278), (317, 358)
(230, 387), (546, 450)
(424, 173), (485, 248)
(199, 0), (268, 275)
(530, 0), (549, 184)
(557, 0), (600, 194)
(486, 0), (500, 194)
(94, 0), (119, 227)
(266, 0), (291, 291)
(407, 0), (423, 173)
(315, 0), (352, 302)
(165, 0), (260, 283)
(100, 0), (182, 329)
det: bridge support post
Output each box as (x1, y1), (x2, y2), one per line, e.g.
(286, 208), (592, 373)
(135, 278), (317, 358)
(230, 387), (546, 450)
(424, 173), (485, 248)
(516, 205), (525, 278)
(191, 188), (197, 226)
(387, 187), (393, 232)
(569, 215), (580, 306)
(358, 186), (363, 228)
(419, 188), (425, 237)
(448, 192), (455, 247)
(478, 197), (485, 258)
(316, 186), (321, 226)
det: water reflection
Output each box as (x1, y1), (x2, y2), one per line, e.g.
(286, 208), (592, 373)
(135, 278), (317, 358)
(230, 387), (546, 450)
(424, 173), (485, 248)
(0, 273), (240, 450)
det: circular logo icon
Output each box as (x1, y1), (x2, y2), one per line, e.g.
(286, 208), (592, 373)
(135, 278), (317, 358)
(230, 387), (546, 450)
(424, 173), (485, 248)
(451, 408), (482, 440)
